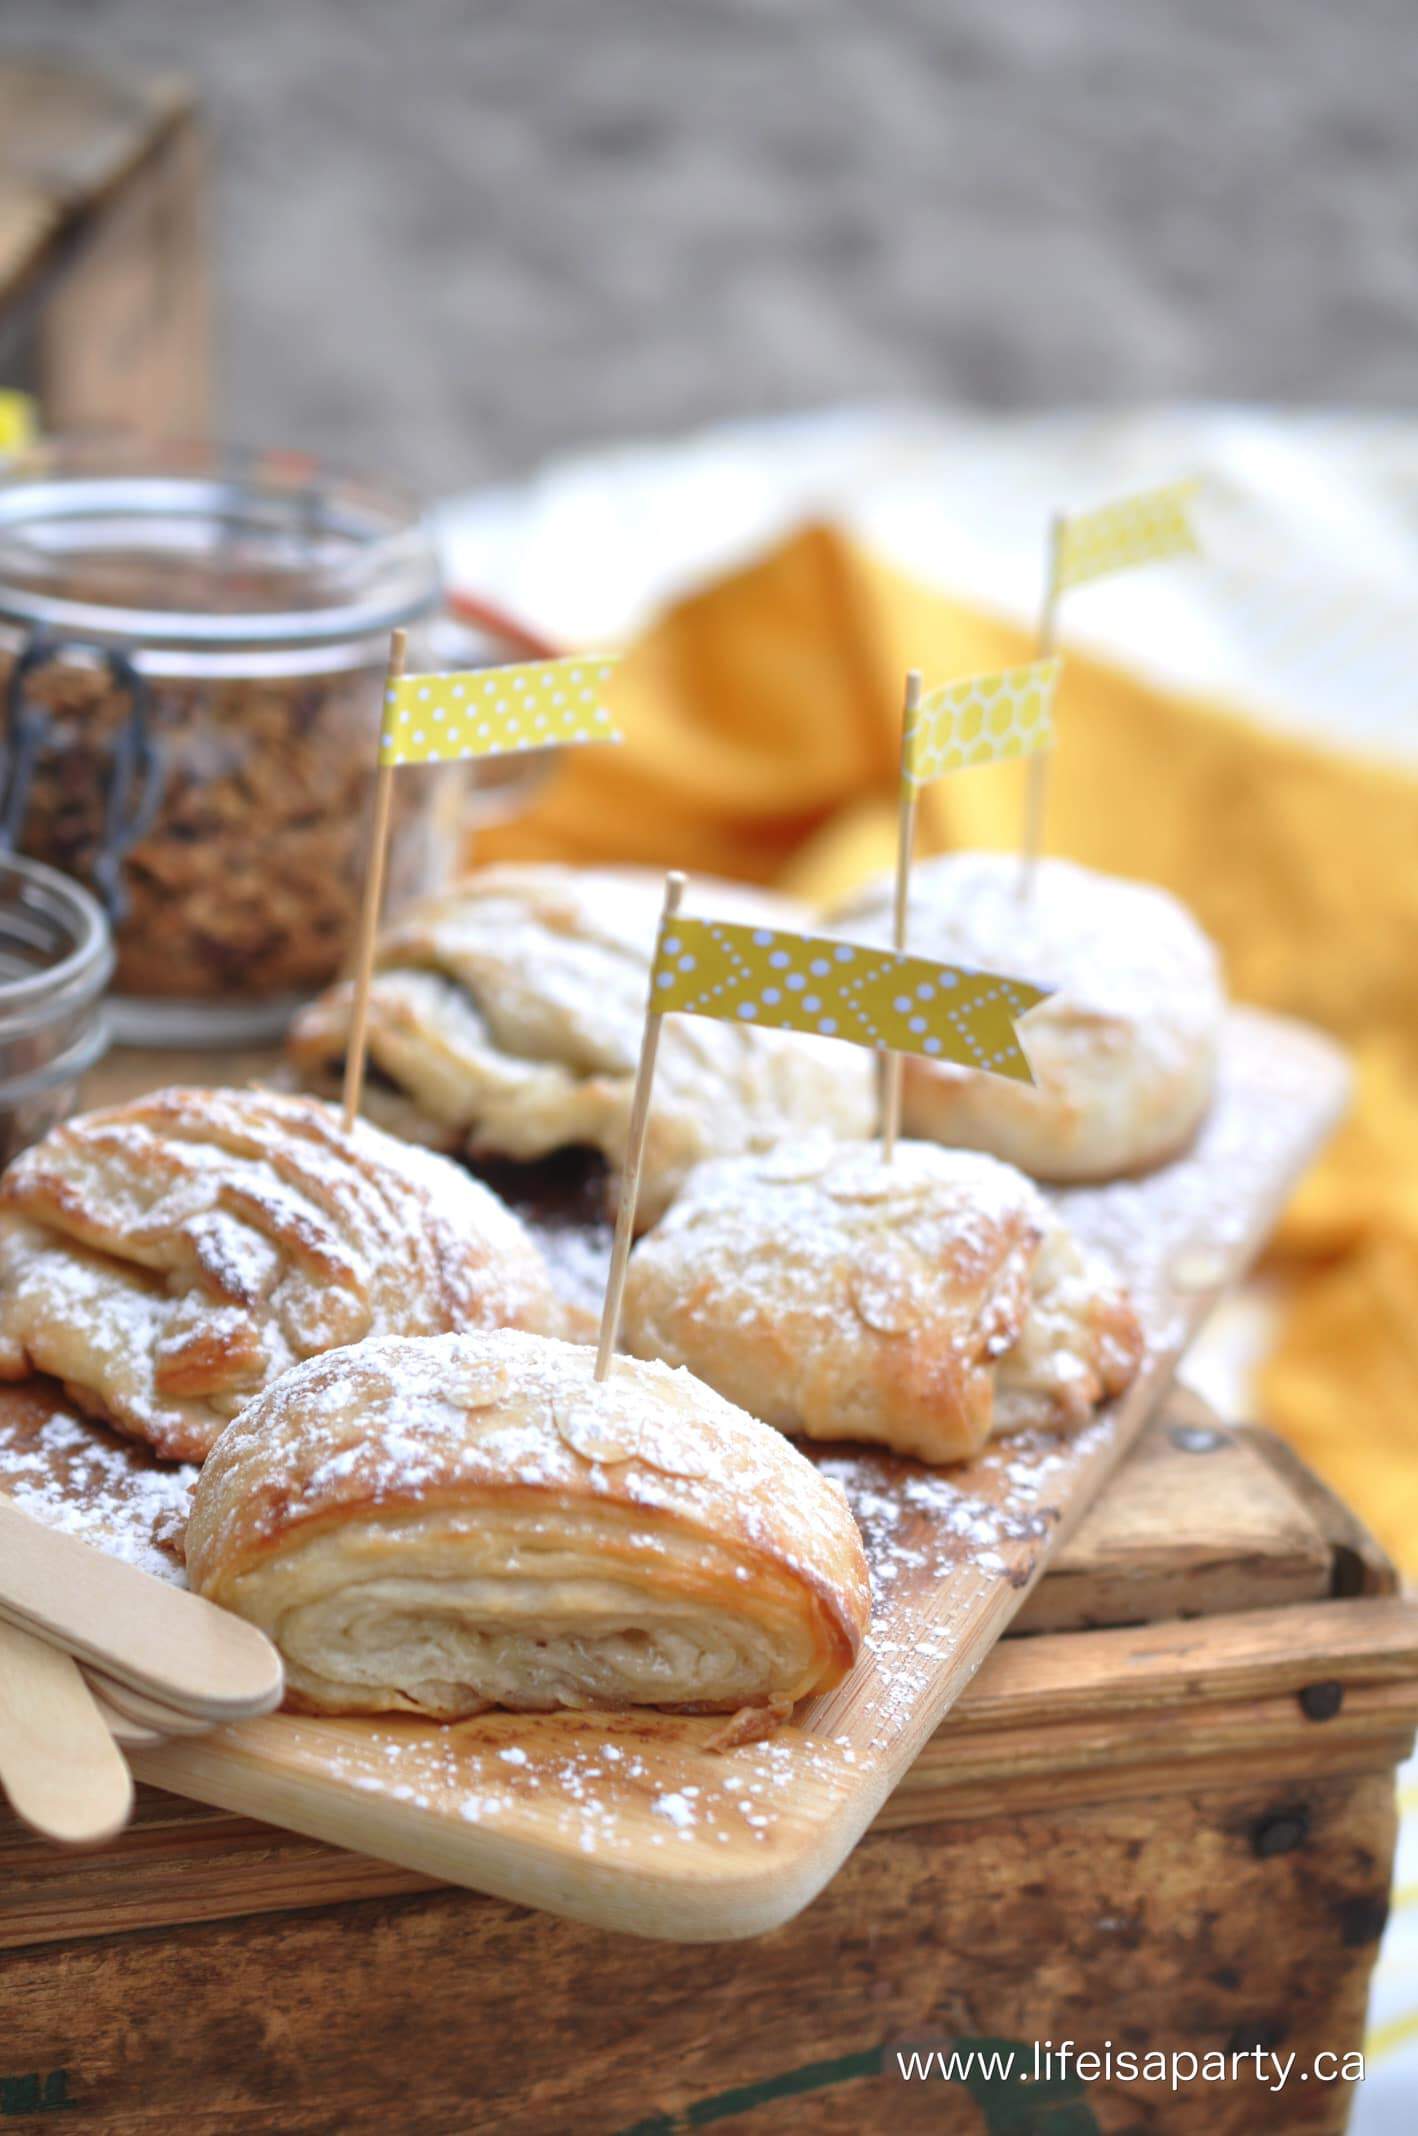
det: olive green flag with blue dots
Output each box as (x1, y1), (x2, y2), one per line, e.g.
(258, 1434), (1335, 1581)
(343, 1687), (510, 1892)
(650, 915), (1049, 1083)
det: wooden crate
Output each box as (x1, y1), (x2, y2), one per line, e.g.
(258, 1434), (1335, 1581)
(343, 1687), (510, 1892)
(0, 56), (209, 439)
(1, 1390), (1412, 2134)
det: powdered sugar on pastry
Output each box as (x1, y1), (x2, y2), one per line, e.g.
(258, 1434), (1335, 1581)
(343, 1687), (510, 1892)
(187, 1329), (871, 1719)
(289, 865), (876, 1226)
(0, 1386), (195, 1580)
(831, 853), (1223, 1181)
(622, 1138), (1143, 1463)
(0, 1088), (559, 1462)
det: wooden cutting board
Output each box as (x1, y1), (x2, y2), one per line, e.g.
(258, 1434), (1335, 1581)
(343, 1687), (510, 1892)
(0, 1008), (1347, 1941)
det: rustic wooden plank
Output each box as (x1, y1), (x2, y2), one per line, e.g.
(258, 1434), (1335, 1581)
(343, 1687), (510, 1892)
(0, 1791), (439, 1954)
(38, 109), (211, 440)
(0, 58), (208, 437)
(1017, 1391), (1336, 1632)
(1243, 1423), (1398, 1599)
(0, 1771), (1387, 2132)
(947, 1595), (1418, 1731)
(892, 1679), (1418, 1826)
(0, 59), (192, 226)
(0, 190), (57, 300)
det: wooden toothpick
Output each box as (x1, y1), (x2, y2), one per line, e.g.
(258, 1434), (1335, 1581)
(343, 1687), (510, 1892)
(594, 871), (685, 1381)
(1018, 513), (1064, 901)
(343, 627), (408, 1131)
(881, 669), (922, 1163)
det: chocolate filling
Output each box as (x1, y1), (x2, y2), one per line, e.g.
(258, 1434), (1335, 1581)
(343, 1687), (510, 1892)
(468, 1146), (611, 1233)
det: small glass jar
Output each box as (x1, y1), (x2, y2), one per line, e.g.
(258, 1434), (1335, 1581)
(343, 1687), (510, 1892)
(0, 440), (453, 1044)
(0, 853), (112, 1168)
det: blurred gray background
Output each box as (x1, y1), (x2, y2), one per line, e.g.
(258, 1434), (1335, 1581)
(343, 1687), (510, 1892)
(4, 0), (1417, 496)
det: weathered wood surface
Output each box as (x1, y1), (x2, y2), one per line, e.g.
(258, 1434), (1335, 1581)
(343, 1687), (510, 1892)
(0, 58), (209, 437)
(0, 1768), (1392, 2133)
(1015, 1389), (1350, 1632)
(0, 1012), (1353, 1939)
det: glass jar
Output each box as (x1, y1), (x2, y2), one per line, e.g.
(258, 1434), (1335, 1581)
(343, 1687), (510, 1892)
(0, 440), (452, 1044)
(0, 853), (112, 1167)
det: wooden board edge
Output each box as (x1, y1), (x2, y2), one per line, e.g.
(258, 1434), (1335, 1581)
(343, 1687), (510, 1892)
(126, 1733), (890, 1944)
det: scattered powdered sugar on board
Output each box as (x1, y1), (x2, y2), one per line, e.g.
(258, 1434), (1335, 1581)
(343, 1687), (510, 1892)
(313, 1710), (857, 1852)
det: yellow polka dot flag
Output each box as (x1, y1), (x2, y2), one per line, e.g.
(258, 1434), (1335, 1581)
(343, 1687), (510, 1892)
(0, 391), (35, 454)
(381, 655), (621, 767)
(905, 659), (1060, 789)
(650, 914), (1049, 1081)
(1053, 480), (1199, 594)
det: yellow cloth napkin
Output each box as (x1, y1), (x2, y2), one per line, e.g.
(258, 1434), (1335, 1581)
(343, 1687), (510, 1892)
(478, 523), (1418, 1568)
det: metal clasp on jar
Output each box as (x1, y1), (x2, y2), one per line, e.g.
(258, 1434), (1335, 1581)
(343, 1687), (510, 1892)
(0, 634), (164, 924)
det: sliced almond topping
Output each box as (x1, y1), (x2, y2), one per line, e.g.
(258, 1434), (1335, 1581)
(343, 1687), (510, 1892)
(850, 1251), (921, 1336)
(555, 1399), (641, 1465)
(633, 1418), (712, 1480)
(759, 1144), (832, 1185)
(824, 1158), (898, 1205)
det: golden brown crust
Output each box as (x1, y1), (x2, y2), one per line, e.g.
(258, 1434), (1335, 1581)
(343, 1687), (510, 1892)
(187, 1330), (871, 1719)
(622, 1140), (1144, 1465)
(288, 864), (876, 1225)
(0, 1088), (558, 1463)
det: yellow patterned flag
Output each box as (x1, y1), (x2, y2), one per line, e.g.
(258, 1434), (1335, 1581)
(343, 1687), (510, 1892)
(650, 915), (1049, 1082)
(0, 391), (36, 454)
(1053, 480), (1199, 594)
(905, 659), (1060, 789)
(381, 655), (621, 767)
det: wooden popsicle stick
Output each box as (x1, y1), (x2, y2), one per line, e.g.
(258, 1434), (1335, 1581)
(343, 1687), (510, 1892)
(0, 1501), (283, 1722)
(343, 626), (408, 1131)
(0, 1619), (133, 1845)
(881, 669), (922, 1162)
(1018, 512), (1064, 901)
(85, 1689), (166, 1750)
(81, 1668), (218, 1738)
(594, 871), (685, 1381)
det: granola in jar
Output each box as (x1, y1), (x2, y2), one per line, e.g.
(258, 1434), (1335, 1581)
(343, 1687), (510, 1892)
(0, 441), (450, 1042)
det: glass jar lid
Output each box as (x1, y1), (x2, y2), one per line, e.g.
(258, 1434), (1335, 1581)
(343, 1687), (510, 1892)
(0, 852), (112, 1050)
(0, 439), (441, 653)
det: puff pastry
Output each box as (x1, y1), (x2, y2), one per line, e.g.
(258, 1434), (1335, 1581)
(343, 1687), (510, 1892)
(289, 864), (875, 1226)
(622, 1139), (1144, 1464)
(186, 1329), (871, 1717)
(0, 1088), (557, 1464)
(831, 853), (1223, 1181)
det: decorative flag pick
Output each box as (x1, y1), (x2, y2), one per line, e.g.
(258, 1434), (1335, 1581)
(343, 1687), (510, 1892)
(0, 391), (35, 455)
(1051, 479), (1200, 595)
(1020, 478), (1199, 896)
(902, 657), (1061, 790)
(593, 877), (1049, 1379)
(342, 635), (622, 1129)
(380, 654), (620, 764)
(883, 657), (1061, 1159)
